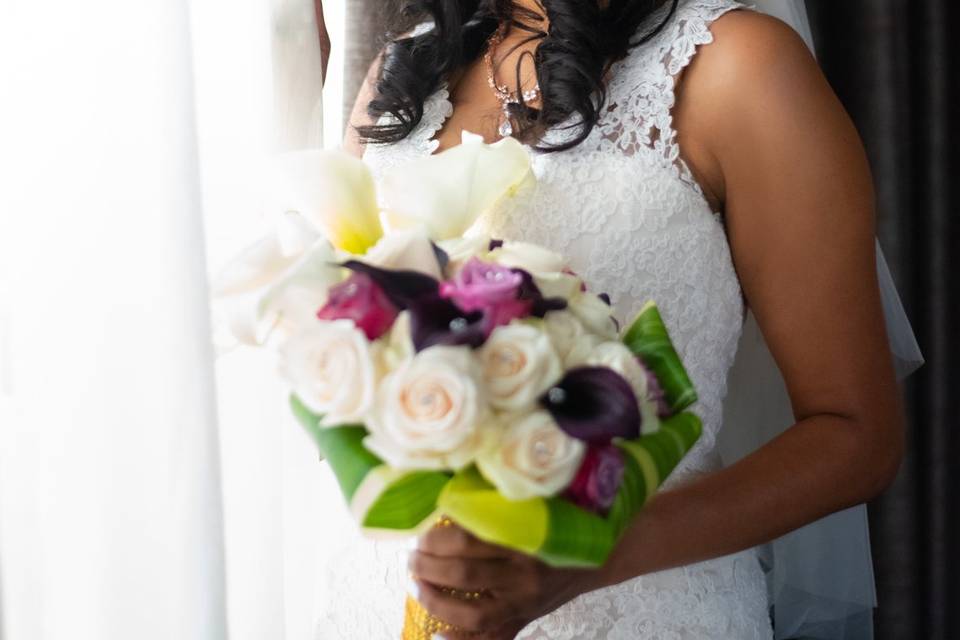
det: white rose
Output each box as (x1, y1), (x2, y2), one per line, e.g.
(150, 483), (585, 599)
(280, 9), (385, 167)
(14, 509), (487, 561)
(278, 320), (378, 427)
(580, 341), (648, 397)
(477, 410), (585, 500)
(364, 345), (489, 470)
(580, 341), (661, 435)
(479, 322), (562, 412)
(533, 271), (583, 300)
(543, 310), (600, 367)
(568, 291), (619, 340)
(488, 240), (567, 275)
(377, 310), (415, 374)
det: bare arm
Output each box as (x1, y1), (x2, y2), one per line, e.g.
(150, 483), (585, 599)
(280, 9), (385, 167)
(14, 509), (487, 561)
(343, 53), (383, 158)
(315, 0), (330, 82)
(591, 9), (904, 588)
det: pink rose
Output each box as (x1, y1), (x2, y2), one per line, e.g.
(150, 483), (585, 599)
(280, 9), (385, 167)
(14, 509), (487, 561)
(564, 444), (625, 515)
(317, 272), (398, 340)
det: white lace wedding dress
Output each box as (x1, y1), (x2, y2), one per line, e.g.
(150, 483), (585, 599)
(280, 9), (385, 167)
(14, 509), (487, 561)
(316, 1), (774, 637)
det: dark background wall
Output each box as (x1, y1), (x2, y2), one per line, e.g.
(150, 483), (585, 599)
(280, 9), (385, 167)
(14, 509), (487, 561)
(338, 1), (960, 637)
(806, 2), (959, 638)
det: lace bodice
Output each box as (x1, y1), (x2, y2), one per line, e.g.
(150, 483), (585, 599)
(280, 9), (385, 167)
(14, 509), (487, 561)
(317, 1), (773, 637)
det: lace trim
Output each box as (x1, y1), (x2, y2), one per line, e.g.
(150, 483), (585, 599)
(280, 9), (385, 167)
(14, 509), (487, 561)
(417, 85), (453, 156)
(586, 0), (746, 221)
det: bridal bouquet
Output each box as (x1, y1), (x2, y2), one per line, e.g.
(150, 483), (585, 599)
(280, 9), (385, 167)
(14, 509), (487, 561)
(213, 133), (701, 637)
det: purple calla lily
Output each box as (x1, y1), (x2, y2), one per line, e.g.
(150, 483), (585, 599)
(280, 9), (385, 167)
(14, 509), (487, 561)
(513, 269), (568, 317)
(539, 366), (641, 443)
(340, 260), (439, 310)
(408, 295), (487, 351)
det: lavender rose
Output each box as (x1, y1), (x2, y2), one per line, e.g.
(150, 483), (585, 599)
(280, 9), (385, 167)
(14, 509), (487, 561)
(565, 444), (626, 514)
(440, 257), (534, 335)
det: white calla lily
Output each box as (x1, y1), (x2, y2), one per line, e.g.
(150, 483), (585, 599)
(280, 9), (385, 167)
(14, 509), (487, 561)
(488, 240), (568, 277)
(380, 131), (532, 241)
(212, 222), (342, 347)
(270, 150), (383, 254)
(257, 240), (342, 337)
(211, 229), (300, 298)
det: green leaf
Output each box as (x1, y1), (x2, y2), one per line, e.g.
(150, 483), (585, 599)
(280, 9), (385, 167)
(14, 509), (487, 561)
(289, 394), (381, 501)
(537, 498), (613, 568)
(361, 469), (451, 531)
(437, 467), (549, 555)
(621, 301), (697, 414)
(617, 412), (702, 499)
(606, 450), (647, 537)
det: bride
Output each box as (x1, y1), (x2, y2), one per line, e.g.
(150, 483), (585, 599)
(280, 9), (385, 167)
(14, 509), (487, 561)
(310, 0), (914, 637)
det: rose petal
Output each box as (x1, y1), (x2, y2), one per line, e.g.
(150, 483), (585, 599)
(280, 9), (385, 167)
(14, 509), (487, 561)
(564, 444), (625, 515)
(317, 272), (399, 341)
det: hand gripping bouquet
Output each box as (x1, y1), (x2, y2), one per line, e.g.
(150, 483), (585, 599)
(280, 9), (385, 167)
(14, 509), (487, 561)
(213, 133), (702, 639)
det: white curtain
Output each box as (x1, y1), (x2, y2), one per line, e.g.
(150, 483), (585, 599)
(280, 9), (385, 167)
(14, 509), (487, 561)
(0, 1), (340, 639)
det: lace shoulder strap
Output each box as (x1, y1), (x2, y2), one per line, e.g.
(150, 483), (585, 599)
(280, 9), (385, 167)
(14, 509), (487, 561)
(598, 0), (747, 194)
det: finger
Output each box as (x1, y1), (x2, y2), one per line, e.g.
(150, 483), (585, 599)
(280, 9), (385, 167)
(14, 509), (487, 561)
(409, 550), (514, 591)
(415, 578), (516, 633)
(419, 524), (512, 559)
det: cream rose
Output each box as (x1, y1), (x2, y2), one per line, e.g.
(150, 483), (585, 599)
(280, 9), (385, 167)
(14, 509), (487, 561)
(488, 241), (566, 274)
(477, 410), (585, 500)
(568, 291), (619, 340)
(364, 345), (489, 470)
(479, 322), (562, 412)
(278, 320), (378, 427)
(543, 310), (600, 367)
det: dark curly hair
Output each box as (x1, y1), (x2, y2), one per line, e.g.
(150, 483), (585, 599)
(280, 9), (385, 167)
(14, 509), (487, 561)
(356, 0), (679, 152)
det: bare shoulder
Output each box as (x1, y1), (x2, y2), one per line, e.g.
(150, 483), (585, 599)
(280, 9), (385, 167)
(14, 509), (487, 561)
(699, 9), (816, 75)
(681, 8), (837, 126)
(676, 8), (864, 208)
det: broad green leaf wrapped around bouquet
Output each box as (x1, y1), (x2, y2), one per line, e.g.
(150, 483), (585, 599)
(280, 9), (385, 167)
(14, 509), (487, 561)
(622, 300), (698, 414)
(436, 411), (701, 567)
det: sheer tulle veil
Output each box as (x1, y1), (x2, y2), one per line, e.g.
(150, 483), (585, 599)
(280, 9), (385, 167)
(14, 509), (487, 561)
(719, 2), (924, 639)
(268, 1), (923, 637)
